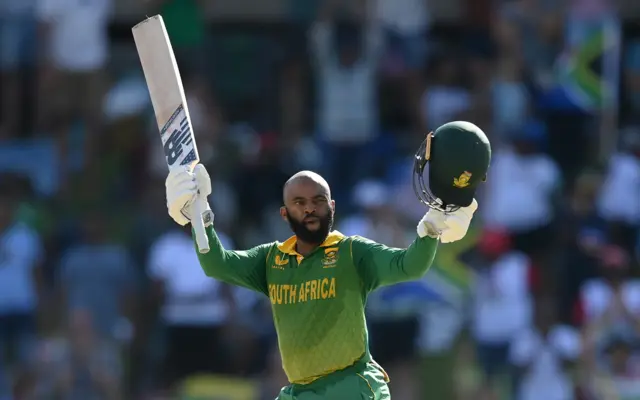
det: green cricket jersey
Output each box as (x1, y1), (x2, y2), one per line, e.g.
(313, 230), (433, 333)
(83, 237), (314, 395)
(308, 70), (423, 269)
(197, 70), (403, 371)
(195, 226), (438, 384)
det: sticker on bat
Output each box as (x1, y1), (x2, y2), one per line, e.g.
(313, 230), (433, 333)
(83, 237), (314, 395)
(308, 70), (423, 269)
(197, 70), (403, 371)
(160, 104), (197, 167)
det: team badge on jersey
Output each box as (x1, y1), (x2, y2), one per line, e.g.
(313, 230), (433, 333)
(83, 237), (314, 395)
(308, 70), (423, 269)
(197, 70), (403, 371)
(322, 247), (339, 268)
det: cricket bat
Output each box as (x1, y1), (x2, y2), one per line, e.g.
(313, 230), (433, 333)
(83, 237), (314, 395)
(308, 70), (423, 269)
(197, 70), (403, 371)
(132, 15), (210, 254)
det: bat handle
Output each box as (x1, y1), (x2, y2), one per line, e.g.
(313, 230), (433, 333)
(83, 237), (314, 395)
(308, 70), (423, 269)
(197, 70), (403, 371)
(191, 197), (210, 254)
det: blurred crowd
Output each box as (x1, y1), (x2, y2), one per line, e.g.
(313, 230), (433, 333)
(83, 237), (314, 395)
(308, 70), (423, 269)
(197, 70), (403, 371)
(1, 0), (640, 399)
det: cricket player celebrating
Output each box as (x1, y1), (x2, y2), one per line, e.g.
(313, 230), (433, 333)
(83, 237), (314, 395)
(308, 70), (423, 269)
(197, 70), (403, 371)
(164, 121), (491, 399)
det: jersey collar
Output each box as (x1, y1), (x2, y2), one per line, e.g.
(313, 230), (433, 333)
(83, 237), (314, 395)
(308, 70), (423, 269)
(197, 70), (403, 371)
(277, 231), (345, 256)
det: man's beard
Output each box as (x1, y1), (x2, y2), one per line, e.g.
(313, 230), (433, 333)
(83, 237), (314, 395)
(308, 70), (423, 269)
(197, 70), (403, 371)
(286, 209), (334, 244)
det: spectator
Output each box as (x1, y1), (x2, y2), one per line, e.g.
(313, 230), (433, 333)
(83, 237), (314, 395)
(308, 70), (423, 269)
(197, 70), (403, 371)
(340, 182), (422, 399)
(376, 0), (429, 77)
(482, 120), (561, 267)
(101, 74), (153, 199)
(147, 225), (243, 391)
(0, 0), (37, 137)
(30, 308), (122, 399)
(597, 127), (640, 252)
(309, 0), (383, 210)
(495, 0), (561, 89)
(35, 0), (112, 167)
(539, 0), (620, 182)
(583, 331), (640, 399)
(375, 0), (430, 129)
(338, 179), (410, 246)
(279, 57), (311, 160)
(491, 53), (531, 141)
(56, 209), (137, 344)
(509, 296), (581, 400)
(0, 175), (44, 399)
(579, 245), (640, 355)
(419, 54), (471, 130)
(470, 229), (533, 399)
(558, 170), (607, 323)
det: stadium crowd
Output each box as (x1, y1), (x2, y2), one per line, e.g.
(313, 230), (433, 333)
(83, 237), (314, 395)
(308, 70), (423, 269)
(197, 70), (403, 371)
(0, 0), (639, 399)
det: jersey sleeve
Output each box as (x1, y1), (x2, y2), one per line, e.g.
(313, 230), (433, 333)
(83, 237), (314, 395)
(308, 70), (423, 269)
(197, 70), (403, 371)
(194, 225), (273, 296)
(350, 235), (438, 292)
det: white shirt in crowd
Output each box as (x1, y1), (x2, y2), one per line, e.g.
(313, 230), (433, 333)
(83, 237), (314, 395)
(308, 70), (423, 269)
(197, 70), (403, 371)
(148, 229), (259, 326)
(339, 180), (413, 247)
(375, 0), (430, 35)
(37, 0), (111, 71)
(309, 21), (382, 145)
(420, 86), (471, 130)
(0, 223), (43, 315)
(492, 79), (531, 137)
(510, 325), (581, 400)
(597, 152), (640, 225)
(472, 251), (533, 344)
(579, 278), (640, 324)
(482, 148), (561, 231)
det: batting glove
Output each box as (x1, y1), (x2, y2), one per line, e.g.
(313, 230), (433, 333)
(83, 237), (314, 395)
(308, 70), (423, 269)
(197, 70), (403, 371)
(417, 199), (478, 243)
(165, 164), (213, 226)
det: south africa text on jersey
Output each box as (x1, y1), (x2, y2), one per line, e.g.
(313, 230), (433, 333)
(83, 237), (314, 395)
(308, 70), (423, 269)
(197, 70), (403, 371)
(268, 278), (337, 305)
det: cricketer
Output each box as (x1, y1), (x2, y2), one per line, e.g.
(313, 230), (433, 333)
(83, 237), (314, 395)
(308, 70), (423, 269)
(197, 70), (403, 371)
(164, 121), (491, 399)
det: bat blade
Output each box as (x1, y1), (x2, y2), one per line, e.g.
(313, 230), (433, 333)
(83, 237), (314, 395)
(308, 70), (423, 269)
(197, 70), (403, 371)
(132, 15), (210, 253)
(132, 15), (198, 170)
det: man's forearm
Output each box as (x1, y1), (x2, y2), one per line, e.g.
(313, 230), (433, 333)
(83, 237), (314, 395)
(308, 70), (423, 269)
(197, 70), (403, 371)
(194, 226), (270, 294)
(398, 236), (439, 280)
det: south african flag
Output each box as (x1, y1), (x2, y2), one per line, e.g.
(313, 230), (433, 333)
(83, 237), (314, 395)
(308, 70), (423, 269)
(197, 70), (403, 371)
(555, 14), (621, 112)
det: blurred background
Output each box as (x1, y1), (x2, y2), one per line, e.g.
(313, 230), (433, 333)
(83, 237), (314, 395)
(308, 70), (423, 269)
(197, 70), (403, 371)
(1, 0), (640, 398)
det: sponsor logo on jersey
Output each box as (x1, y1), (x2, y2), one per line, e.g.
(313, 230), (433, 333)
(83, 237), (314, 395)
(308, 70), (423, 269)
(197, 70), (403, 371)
(272, 254), (289, 270)
(275, 255), (289, 265)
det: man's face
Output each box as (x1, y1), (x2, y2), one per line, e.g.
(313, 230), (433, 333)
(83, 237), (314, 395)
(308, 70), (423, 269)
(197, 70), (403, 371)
(281, 179), (335, 244)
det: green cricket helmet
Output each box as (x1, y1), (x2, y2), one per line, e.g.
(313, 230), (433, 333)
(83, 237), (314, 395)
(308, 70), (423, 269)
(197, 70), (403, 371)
(413, 121), (492, 212)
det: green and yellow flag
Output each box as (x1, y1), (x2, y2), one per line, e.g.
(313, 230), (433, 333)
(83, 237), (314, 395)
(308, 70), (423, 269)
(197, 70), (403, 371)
(555, 14), (621, 112)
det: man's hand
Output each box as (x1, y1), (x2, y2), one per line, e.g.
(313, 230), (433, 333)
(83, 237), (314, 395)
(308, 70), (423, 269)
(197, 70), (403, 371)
(417, 200), (478, 243)
(165, 164), (212, 226)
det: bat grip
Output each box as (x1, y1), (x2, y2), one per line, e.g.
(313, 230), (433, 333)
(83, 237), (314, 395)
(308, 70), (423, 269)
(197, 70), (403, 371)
(191, 197), (210, 254)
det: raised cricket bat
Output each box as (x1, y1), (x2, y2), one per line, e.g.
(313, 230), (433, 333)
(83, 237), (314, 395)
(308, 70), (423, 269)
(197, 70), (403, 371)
(132, 15), (210, 253)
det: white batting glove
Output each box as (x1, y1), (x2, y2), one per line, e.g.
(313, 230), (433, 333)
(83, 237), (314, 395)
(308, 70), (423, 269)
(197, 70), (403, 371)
(165, 164), (213, 226)
(417, 199), (478, 243)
